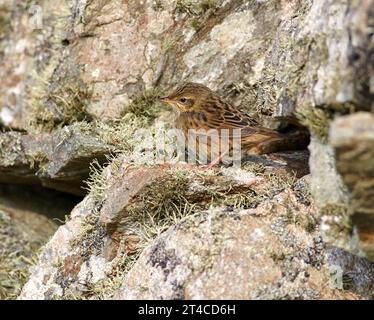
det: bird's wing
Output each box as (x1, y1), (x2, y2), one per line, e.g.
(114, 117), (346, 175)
(203, 101), (281, 141)
(204, 100), (258, 129)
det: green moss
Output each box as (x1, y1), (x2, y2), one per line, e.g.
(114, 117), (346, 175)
(176, 0), (220, 30)
(152, 0), (164, 11)
(0, 5), (11, 42)
(305, 221), (317, 233)
(295, 107), (333, 143)
(51, 85), (93, 121)
(242, 163), (266, 175)
(190, 17), (202, 30)
(0, 212), (39, 300)
(28, 150), (49, 171)
(199, 0), (219, 12)
(83, 159), (111, 201)
(222, 191), (260, 209)
(69, 212), (107, 260)
(270, 252), (286, 263)
(266, 171), (297, 196)
(176, 0), (202, 16)
(28, 82), (93, 133)
(319, 203), (352, 231)
(72, 89), (170, 157)
(177, 0), (219, 16)
(123, 89), (163, 121)
(122, 168), (194, 249)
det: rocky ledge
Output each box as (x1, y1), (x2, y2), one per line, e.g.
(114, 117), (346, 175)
(0, 0), (374, 300)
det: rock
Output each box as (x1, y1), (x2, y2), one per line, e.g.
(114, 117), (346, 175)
(0, 182), (80, 300)
(244, 150), (310, 178)
(326, 246), (374, 298)
(20, 155), (373, 300)
(0, 123), (112, 196)
(18, 195), (98, 300)
(99, 151), (310, 230)
(329, 112), (374, 260)
(308, 137), (349, 210)
(116, 199), (360, 300)
(2, 1), (374, 132)
(0, 0), (71, 130)
(0, 202), (57, 299)
(19, 156), (311, 300)
(0, 184), (81, 222)
(0, 0), (372, 301)
(308, 137), (353, 253)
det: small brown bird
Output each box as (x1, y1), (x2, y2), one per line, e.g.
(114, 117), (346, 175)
(160, 82), (308, 165)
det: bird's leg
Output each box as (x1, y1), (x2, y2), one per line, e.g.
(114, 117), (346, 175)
(206, 146), (230, 169)
(246, 143), (267, 155)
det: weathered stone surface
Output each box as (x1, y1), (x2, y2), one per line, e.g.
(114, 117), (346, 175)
(116, 198), (363, 300)
(18, 195), (97, 300)
(99, 151), (310, 230)
(326, 246), (374, 297)
(20, 155), (374, 300)
(2, 0), (373, 131)
(0, 0), (372, 301)
(330, 112), (374, 260)
(0, 0), (71, 129)
(0, 182), (80, 300)
(244, 150), (310, 178)
(99, 165), (165, 229)
(19, 156), (311, 300)
(0, 123), (112, 195)
(309, 137), (349, 210)
(0, 202), (57, 299)
(308, 137), (353, 254)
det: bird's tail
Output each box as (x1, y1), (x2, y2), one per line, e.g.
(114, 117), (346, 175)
(249, 129), (310, 155)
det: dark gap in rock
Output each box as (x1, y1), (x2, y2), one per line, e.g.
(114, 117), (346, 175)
(352, 213), (374, 261)
(0, 183), (83, 224)
(0, 123), (27, 133)
(61, 38), (70, 46)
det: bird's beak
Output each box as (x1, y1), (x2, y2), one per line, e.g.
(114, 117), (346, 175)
(159, 96), (172, 104)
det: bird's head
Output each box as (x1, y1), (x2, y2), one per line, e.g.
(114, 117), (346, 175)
(160, 82), (214, 113)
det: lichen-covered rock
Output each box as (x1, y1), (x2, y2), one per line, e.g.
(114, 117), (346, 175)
(18, 195), (98, 300)
(19, 153), (374, 300)
(19, 154), (311, 300)
(116, 199), (361, 300)
(2, 0), (373, 132)
(0, 203), (57, 299)
(308, 137), (353, 254)
(0, 0), (71, 130)
(326, 246), (374, 298)
(1, 0), (373, 301)
(329, 112), (374, 260)
(0, 123), (112, 195)
(0, 182), (79, 300)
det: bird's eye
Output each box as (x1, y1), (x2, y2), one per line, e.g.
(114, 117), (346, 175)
(180, 98), (187, 103)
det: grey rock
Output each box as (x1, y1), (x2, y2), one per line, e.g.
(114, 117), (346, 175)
(116, 203), (358, 300)
(0, 124), (112, 196)
(326, 246), (374, 298)
(330, 112), (374, 260)
(0, 201), (57, 299)
(309, 137), (349, 209)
